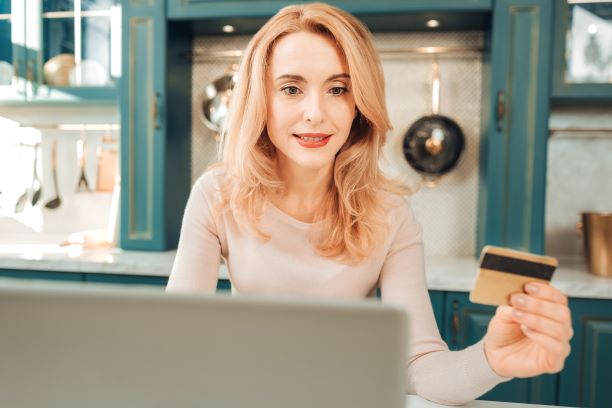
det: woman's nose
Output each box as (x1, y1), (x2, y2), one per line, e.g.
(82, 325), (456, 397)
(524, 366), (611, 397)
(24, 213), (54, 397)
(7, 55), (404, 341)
(302, 93), (324, 124)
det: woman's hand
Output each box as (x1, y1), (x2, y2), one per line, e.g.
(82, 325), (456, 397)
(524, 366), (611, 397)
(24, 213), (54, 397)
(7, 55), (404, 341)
(483, 282), (573, 378)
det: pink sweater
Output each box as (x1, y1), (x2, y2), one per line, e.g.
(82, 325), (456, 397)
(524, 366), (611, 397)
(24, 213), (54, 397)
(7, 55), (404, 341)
(167, 169), (512, 405)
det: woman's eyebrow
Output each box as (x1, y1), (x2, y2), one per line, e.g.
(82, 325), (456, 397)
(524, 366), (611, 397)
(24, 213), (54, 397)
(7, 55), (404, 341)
(274, 73), (350, 82)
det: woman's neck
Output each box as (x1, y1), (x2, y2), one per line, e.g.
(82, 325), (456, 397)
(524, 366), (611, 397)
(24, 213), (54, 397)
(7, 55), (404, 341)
(272, 158), (333, 223)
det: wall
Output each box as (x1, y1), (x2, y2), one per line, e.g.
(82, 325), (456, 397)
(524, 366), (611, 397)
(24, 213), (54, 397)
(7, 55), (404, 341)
(191, 31), (484, 257)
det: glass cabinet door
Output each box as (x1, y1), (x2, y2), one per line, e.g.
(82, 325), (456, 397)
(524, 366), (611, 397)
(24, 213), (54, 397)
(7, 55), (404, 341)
(565, 1), (612, 84)
(553, 0), (612, 101)
(0, 1), (27, 101)
(41, 0), (118, 90)
(1, 0), (119, 103)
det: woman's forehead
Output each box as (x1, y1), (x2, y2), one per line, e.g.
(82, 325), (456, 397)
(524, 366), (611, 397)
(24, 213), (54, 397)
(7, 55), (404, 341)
(268, 31), (348, 79)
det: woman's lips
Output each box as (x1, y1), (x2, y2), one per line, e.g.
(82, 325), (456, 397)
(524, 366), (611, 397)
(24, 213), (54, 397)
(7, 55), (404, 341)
(293, 133), (332, 148)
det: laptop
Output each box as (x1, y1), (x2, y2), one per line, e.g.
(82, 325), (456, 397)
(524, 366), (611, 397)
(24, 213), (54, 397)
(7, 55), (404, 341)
(0, 278), (407, 408)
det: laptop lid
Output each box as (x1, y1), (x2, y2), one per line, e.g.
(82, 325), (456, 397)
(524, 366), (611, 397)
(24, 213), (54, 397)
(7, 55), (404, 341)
(0, 279), (407, 408)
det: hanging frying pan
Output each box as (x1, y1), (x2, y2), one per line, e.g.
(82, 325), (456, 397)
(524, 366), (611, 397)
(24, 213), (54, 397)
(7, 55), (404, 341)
(199, 63), (239, 139)
(402, 59), (465, 187)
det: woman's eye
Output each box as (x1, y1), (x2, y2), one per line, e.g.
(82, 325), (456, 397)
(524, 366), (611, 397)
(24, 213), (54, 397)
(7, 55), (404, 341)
(330, 86), (348, 95)
(281, 86), (300, 95)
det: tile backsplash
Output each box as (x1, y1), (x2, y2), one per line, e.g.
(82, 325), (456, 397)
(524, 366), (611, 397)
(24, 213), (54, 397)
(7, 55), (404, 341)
(545, 106), (612, 261)
(191, 31), (485, 257)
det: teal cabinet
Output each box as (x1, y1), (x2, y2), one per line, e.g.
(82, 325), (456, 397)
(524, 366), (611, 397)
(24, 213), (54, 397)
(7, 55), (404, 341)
(119, 0), (191, 250)
(0, 268), (231, 291)
(167, 0), (493, 20)
(551, 0), (612, 103)
(558, 297), (612, 408)
(429, 290), (445, 337)
(443, 292), (558, 405)
(477, 0), (553, 256)
(0, 268), (83, 281)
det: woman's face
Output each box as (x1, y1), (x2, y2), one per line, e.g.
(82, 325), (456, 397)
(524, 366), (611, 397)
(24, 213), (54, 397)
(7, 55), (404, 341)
(265, 31), (356, 172)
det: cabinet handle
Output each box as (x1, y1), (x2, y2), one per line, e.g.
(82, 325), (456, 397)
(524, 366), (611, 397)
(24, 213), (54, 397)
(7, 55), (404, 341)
(496, 90), (505, 132)
(451, 299), (461, 345)
(152, 92), (161, 130)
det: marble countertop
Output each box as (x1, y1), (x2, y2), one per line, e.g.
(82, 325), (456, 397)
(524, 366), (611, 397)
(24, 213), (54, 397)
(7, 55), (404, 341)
(1, 244), (611, 300)
(405, 395), (558, 408)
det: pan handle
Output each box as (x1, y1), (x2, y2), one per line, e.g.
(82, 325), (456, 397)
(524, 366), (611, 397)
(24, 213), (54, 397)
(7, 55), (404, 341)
(496, 90), (505, 132)
(431, 60), (440, 115)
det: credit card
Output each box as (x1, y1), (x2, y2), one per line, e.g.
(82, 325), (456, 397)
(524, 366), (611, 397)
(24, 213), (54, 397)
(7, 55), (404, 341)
(469, 245), (558, 306)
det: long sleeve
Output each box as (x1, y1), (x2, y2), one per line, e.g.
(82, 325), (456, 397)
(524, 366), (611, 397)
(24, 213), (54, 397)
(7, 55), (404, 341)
(379, 200), (512, 405)
(166, 173), (222, 293)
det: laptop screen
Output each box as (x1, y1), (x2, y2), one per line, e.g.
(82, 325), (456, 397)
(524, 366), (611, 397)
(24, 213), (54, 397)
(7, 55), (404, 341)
(0, 278), (407, 408)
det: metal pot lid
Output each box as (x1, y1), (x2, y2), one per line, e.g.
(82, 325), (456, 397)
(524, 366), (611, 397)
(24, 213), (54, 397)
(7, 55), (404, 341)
(402, 115), (465, 175)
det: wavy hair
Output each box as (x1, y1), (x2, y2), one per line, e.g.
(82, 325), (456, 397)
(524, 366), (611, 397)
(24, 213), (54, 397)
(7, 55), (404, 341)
(216, 2), (411, 264)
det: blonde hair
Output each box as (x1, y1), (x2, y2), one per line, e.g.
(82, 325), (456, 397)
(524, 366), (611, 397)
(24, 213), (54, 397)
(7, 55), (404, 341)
(217, 2), (410, 264)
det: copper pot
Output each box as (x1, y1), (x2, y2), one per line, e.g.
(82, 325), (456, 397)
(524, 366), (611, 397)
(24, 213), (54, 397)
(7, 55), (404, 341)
(577, 212), (612, 277)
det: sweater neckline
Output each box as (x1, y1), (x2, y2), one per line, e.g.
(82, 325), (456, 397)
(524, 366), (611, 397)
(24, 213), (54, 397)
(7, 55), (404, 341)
(266, 202), (323, 229)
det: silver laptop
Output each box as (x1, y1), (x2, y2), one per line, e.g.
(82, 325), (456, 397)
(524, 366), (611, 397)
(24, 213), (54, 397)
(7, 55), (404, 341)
(0, 278), (407, 408)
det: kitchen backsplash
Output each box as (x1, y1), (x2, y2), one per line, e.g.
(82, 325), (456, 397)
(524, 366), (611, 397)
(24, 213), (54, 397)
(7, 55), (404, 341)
(546, 106), (612, 261)
(191, 31), (485, 257)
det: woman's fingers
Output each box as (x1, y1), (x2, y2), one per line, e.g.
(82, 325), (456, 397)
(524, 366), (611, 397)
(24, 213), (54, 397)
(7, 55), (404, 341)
(511, 292), (572, 326)
(523, 282), (568, 306)
(510, 307), (572, 342)
(519, 324), (570, 372)
(510, 282), (573, 338)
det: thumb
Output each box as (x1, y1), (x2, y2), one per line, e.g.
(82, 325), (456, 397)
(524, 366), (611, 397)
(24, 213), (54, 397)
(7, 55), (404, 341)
(485, 305), (523, 348)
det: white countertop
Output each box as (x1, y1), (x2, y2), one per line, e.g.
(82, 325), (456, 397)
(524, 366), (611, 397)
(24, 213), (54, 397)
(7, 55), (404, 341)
(405, 395), (559, 407)
(0, 244), (611, 300)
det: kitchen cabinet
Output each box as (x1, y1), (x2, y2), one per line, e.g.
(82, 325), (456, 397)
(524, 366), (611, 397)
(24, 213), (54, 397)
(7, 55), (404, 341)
(167, 0), (493, 20)
(476, 0), (553, 255)
(0, 268), (83, 281)
(429, 290), (445, 335)
(0, 268), (232, 291)
(558, 297), (612, 408)
(0, 0), (118, 105)
(552, 0), (612, 103)
(119, 0), (191, 250)
(443, 291), (558, 405)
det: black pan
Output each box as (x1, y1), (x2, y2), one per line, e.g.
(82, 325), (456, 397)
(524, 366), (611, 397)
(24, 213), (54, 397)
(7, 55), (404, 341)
(403, 60), (465, 181)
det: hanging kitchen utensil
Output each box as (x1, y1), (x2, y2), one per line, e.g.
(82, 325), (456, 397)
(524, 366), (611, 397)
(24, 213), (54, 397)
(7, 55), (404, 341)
(199, 63), (238, 139)
(96, 126), (118, 193)
(14, 143), (33, 213)
(45, 139), (62, 210)
(31, 143), (42, 205)
(76, 130), (91, 192)
(402, 59), (465, 187)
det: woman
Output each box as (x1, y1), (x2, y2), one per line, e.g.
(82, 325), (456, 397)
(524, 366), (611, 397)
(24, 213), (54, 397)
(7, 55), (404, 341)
(167, 3), (573, 405)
